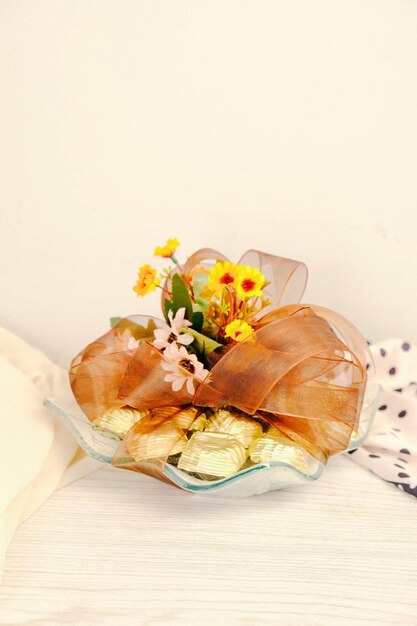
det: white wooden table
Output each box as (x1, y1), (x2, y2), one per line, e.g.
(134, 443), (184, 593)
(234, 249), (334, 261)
(1, 456), (416, 626)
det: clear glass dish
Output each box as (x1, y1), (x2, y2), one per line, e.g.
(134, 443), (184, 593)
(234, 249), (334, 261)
(44, 382), (380, 497)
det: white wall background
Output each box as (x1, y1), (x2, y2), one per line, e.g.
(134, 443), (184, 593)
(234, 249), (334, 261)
(1, 0), (416, 360)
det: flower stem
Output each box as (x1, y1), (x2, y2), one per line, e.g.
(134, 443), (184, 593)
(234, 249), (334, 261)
(157, 284), (172, 297)
(226, 287), (235, 323)
(171, 255), (184, 272)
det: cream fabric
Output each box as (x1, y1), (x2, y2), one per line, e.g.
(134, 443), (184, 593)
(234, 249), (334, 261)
(0, 328), (100, 579)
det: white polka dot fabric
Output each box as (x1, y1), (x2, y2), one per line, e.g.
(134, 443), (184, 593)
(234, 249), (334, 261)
(349, 339), (417, 498)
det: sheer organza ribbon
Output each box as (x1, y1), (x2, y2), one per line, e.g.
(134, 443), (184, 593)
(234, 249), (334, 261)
(69, 249), (369, 486)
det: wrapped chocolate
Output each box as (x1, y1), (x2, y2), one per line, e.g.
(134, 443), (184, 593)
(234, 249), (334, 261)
(127, 421), (187, 462)
(249, 428), (309, 473)
(171, 406), (201, 430)
(136, 405), (200, 431)
(205, 408), (263, 448)
(92, 407), (149, 439)
(178, 431), (248, 477)
(188, 412), (211, 432)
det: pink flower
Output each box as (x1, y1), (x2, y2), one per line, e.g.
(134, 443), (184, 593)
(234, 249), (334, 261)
(161, 343), (209, 395)
(153, 307), (194, 351)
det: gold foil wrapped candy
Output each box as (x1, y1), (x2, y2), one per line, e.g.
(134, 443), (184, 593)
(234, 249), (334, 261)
(127, 421), (187, 462)
(249, 428), (309, 473)
(148, 405), (199, 430)
(188, 412), (211, 432)
(92, 407), (149, 439)
(125, 406), (201, 462)
(171, 406), (202, 430)
(205, 409), (263, 448)
(178, 431), (248, 477)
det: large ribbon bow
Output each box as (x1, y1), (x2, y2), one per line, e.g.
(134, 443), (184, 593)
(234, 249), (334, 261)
(69, 249), (369, 485)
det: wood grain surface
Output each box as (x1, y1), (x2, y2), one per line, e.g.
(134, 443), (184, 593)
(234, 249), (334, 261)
(1, 456), (416, 626)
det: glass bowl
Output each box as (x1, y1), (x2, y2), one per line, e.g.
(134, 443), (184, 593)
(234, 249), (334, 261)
(44, 381), (380, 497)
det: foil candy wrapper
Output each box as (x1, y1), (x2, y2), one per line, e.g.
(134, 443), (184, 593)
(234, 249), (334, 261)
(92, 407), (150, 439)
(172, 406), (201, 430)
(127, 422), (188, 461)
(126, 406), (203, 461)
(188, 412), (211, 432)
(178, 431), (248, 477)
(249, 428), (309, 473)
(144, 405), (200, 430)
(206, 409), (263, 448)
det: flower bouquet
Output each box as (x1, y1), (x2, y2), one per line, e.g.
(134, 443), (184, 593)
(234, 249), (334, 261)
(46, 240), (380, 496)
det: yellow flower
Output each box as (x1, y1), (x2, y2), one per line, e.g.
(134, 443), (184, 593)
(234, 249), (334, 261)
(205, 261), (240, 298)
(235, 266), (265, 300)
(154, 238), (180, 258)
(224, 320), (254, 342)
(133, 264), (161, 297)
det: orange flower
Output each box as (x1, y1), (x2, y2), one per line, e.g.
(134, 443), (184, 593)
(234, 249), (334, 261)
(154, 238), (180, 258)
(133, 264), (161, 297)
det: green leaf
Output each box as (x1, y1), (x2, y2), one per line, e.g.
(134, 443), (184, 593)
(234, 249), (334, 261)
(132, 318), (158, 340)
(164, 298), (173, 321)
(111, 317), (157, 341)
(110, 316), (122, 328)
(187, 329), (222, 356)
(192, 311), (204, 332)
(171, 273), (193, 321)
